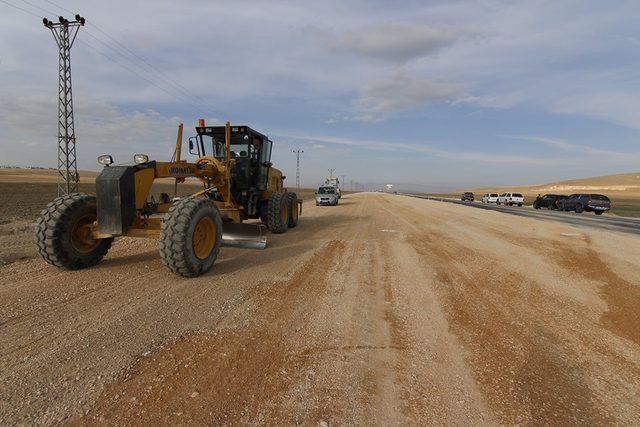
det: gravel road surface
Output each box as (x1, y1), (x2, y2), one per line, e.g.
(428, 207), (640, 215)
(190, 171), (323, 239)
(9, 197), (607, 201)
(1, 193), (639, 425)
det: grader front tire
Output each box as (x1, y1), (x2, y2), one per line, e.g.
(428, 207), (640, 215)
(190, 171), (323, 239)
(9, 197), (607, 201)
(34, 193), (112, 270)
(267, 192), (289, 233)
(159, 197), (223, 277)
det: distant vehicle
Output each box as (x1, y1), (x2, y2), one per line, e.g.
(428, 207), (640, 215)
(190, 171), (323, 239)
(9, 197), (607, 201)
(533, 194), (568, 210)
(496, 192), (524, 206)
(325, 177), (342, 198)
(461, 192), (474, 202)
(557, 194), (611, 215)
(482, 193), (499, 203)
(316, 186), (339, 206)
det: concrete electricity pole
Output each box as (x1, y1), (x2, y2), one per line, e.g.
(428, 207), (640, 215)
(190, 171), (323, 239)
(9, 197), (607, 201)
(293, 149), (304, 189)
(43, 14), (85, 195)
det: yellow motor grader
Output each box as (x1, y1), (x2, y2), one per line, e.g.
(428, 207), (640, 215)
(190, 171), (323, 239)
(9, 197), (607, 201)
(35, 121), (301, 277)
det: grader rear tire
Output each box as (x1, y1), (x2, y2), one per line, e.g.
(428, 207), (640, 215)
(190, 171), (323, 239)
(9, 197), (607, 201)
(159, 197), (222, 277)
(34, 193), (112, 270)
(286, 192), (299, 228)
(267, 192), (289, 233)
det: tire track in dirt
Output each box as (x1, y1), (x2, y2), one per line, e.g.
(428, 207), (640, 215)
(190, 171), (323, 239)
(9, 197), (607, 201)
(1, 195), (361, 425)
(405, 227), (612, 425)
(344, 238), (405, 424)
(79, 240), (346, 425)
(458, 221), (640, 347)
(3, 193), (639, 424)
(386, 197), (640, 424)
(376, 197), (496, 423)
(544, 238), (640, 347)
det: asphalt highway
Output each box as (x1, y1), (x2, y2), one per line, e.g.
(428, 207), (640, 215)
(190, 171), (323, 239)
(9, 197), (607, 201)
(403, 195), (640, 236)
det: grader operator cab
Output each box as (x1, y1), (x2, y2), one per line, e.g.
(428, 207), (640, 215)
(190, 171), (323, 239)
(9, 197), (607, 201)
(35, 121), (301, 277)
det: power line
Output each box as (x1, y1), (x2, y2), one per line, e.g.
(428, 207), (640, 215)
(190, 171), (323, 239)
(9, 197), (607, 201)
(80, 28), (223, 118)
(76, 38), (207, 114)
(18, 0), (55, 15)
(7, 0), (229, 119)
(0, 0), (42, 18)
(81, 30), (195, 102)
(0, 0), (227, 143)
(42, 0), (72, 15)
(87, 22), (204, 102)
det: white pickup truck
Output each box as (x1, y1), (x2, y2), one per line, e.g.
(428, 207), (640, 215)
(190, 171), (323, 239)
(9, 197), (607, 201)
(496, 192), (524, 206)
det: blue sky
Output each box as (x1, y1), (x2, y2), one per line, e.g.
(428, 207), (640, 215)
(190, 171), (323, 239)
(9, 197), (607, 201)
(1, 0), (639, 189)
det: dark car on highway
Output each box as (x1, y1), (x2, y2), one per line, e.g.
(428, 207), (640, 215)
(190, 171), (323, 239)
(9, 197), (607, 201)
(533, 194), (568, 210)
(461, 192), (474, 202)
(557, 194), (611, 215)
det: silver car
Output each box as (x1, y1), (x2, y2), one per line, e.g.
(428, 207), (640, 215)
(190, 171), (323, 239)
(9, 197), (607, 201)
(316, 186), (339, 206)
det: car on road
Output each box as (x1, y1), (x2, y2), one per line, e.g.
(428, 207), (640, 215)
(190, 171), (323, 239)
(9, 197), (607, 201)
(482, 193), (499, 203)
(533, 194), (568, 210)
(461, 192), (475, 202)
(496, 192), (524, 206)
(557, 194), (611, 215)
(316, 186), (339, 206)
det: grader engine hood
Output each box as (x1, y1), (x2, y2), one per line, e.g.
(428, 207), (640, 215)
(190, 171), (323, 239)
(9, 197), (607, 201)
(95, 165), (138, 235)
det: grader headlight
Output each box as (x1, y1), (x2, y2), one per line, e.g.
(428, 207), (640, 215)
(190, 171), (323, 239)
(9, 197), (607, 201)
(97, 154), (113, 166)
(133, 154), (149, 164)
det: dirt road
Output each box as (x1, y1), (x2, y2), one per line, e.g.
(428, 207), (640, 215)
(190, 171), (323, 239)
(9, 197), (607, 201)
(1, 193), (639, 425)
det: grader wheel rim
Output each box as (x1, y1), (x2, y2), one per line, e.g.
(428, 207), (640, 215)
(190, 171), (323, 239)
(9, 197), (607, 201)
(291, 200), (299, 221)
(70, 214), (100, 254)
(192, 216), (216, 259)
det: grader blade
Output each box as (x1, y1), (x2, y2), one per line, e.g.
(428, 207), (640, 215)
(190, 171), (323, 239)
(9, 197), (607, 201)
(221, 222), (267, 249)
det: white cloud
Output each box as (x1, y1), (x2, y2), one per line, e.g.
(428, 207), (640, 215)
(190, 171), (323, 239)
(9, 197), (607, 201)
(506, 134), (640, 162)
(551, 91), (640, 129)
(277, 132), (552, 166)
(1, 0), (639, 185)
(331, 22), (475, 63)
(354, 72), (465, 115)
(0, 92), (184, 169)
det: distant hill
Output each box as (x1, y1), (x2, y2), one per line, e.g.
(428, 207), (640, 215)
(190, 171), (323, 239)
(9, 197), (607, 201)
(470, 172), (640, 197)
(307, 181), (457, 193)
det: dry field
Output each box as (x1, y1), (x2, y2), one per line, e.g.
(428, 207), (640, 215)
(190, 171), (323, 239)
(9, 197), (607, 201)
(1, 189), (639, 425)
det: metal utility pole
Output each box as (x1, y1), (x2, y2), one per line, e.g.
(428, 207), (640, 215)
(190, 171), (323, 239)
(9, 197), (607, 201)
(293, 149), (304, 189)
(328, 168), (335, 178)
(43, 14), (86, 195)
(340, 174), (346, 186)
